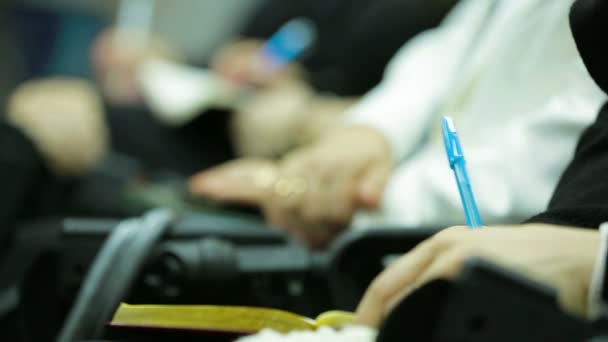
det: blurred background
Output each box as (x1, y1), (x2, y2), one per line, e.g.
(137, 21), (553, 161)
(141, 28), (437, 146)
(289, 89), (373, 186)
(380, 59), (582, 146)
(0, 0), (263, 105)
(0, 0), (457, 222)
(4, 0), (605, 340)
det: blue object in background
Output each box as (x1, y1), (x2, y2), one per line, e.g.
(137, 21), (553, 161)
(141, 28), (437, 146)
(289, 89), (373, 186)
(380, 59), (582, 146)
(259, 17), (317, 72)
(441, 116), (484, 228)
(46, 12), (106, 78)
(12, 7), (106, 80)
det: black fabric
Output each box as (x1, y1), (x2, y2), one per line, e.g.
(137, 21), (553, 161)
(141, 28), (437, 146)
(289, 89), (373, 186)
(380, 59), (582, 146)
(105, 105), (235, 176)
(0, 121), (98, 251)
(556, 2), (608, 308)
(0, 121), (47, 246)
(570, 0), (608, 94)
(528, 104), (608, 228)
(241, 0), (457, 96)
(527, 0), (608, 227)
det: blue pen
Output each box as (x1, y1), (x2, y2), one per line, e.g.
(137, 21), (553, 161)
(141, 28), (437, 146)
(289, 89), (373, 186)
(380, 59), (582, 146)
(441, 116), (484, 228)
(258, 18), (317, 73)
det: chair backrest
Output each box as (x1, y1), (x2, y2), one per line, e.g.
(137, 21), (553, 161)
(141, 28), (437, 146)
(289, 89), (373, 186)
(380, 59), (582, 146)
(327, 227), (441, 310)
(58, 208), (174, 342)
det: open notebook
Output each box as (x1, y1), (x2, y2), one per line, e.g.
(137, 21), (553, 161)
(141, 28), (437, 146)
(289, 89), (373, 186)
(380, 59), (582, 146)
(110, 303), (355, 335)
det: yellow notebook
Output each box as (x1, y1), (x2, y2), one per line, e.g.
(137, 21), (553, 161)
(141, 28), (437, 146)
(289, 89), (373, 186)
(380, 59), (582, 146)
(110, 303), (355, 335)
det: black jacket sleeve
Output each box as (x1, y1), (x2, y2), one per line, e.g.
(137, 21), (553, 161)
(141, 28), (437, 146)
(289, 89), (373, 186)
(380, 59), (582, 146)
(570, 0), (608, 94)
(527, 103), (608, 228)
(305, 0), (458, 96)
(527, 0), (608, 228)
(0, 121), (47, 245)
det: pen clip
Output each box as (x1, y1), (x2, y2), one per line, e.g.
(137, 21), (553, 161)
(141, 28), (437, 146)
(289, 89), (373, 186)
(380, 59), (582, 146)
(441, 116), (464, 169)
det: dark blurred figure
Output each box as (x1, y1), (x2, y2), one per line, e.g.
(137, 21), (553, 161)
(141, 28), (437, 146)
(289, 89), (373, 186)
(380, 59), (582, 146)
(0, 10), (25, 111)
(238, 0), (459, 96)
(528, 0), (608, 228)
(101, 0), (458, 175)
(0, 2), (110, 246)
(0, 79), (108, 248)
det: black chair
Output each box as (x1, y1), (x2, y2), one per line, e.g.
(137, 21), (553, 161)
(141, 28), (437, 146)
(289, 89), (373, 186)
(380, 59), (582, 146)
(1, 211), (437, 341)
(379, 259), (596, 342)
(9, 212), (601, 341)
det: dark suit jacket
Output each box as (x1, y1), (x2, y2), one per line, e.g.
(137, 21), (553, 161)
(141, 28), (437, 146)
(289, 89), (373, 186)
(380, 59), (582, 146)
(241, 0), (458, 96)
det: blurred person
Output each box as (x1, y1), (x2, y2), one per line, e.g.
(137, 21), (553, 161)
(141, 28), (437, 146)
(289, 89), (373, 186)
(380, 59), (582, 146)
(91, 0), (262, 106)
(1, 78), (108, 245)
(241, 3), (608, 338)
(528, 0), (608, 230)
(94, 0), (458, 101)
(358, 0), (608, 329)
(191, 0), (607, 249)
(92, 28), (178, 106)
(214, 0), (459, 94)
(203, 0), (458, 158)
(0, 4), (108, 243)
(93, 0), (457, 174)
(7, 79), (108, 175)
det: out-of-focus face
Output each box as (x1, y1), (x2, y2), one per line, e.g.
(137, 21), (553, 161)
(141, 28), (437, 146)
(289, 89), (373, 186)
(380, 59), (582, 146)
(571, 0), (608, 93)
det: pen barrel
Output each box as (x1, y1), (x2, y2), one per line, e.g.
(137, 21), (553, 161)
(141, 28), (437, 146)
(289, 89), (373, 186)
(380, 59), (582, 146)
(258, 18), (316, 72)
(453, 161), (483, 228)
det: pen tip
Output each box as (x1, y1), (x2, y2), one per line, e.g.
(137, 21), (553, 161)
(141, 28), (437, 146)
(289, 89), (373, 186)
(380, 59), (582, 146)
(443, 116), (455, 131)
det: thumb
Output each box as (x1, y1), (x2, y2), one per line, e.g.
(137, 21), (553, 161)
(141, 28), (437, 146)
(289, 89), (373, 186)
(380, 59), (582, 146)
(188, 171), (261, 205)
(188, 171), (227, 198)
(357, 163), (391, 209)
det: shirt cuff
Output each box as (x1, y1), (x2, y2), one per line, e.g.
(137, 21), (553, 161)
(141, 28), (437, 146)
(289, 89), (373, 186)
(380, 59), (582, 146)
(588, 222), (608, 319)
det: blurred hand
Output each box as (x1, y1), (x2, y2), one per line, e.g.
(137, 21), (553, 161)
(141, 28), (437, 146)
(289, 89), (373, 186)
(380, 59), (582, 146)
(263, 125), (392, 248)
(230, 77), (313, 158)
(190, 125), (391, 249)
(355, 225), (600, 327)
(7, 78), (108, 176)
(294, 95), (359, 147)
(230, 77), (356, 158)
(91, 28), (177, 105)
(211, 39), (303, 87)
(189, 158), (278, 205)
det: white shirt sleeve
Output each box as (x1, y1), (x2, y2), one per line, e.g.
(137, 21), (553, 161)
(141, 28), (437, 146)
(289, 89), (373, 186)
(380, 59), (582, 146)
(352, 81), (606, 229)
(345, 0), (488, 162)
(350, 0), (607, 229)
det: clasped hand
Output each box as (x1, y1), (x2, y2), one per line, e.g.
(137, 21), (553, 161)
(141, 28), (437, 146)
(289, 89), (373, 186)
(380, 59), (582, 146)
(189, 125), (392, 248)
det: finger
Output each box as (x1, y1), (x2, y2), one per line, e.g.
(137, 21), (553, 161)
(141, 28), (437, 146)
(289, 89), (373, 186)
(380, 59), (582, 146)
(300, 166), (344, 230)
(378, 228), (484, 318)
(264, 180), (307, 231)
(188, 175), (256, 204)
(325, 166), (358, 225)
(188, 170), (263, 205)
(292, 154), (324, 224)
(273, 181), (340, 249)
(298, 148), (357, 225)
(213, 50), (250, 83)
(297, 223), (338, 250)
(357, 163), (391, 209)
(354, 238), (441, 327)
(188, 171), (218, 194)
(295, 159), (353, 246)
(384, 246), (469, 317)
(271, 153), (316, 231)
